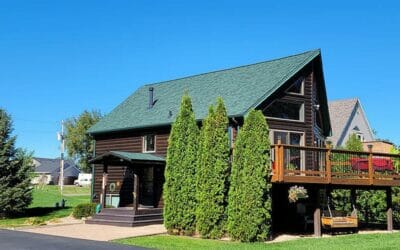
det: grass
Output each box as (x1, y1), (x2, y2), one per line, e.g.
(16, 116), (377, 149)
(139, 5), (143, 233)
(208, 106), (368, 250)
(0, 185), (90, 228)
(115, 233), (400, 250)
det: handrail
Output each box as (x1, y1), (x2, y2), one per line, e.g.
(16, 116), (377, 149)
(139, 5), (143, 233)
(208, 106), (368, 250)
(271, 142), (400, 187)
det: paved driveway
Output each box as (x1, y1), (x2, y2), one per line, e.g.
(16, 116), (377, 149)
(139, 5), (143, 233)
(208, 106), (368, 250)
(18, 223), (166, 241)
(0, 229), (148, 250)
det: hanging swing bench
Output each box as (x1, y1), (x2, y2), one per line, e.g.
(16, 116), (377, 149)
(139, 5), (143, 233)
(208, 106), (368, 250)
(321, 199), (358, 231)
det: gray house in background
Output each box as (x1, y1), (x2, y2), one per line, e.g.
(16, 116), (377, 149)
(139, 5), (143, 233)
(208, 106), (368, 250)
(327, 98), (374, 148)
(32, 157), (80, 185)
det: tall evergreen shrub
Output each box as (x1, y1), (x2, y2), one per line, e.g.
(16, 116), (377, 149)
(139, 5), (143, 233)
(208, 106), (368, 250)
(196, 97), (230, 239)
(227, 109), (272, 242)
(163, 93), (199, 235)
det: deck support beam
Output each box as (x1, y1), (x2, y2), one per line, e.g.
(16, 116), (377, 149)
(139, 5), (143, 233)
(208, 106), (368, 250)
(386, 188), (393, 232)
(314, 188), (321, 237)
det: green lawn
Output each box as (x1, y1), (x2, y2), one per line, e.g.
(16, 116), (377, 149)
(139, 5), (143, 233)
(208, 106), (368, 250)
(115, 233), (400, 250)
(0, 185), (90, 228)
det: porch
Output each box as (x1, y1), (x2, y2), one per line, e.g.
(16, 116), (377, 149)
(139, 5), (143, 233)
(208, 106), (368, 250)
(86, 151), (165, 226)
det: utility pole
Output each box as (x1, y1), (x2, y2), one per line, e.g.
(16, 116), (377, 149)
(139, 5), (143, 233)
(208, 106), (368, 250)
(58, 120), (65, 199)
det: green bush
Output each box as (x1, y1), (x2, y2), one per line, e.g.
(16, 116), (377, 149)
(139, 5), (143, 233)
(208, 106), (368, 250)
(196, 98), (230, 239)
(72, 203), (97, 219)
(163, 92), (199, 235)
(227, 109), (272, 242)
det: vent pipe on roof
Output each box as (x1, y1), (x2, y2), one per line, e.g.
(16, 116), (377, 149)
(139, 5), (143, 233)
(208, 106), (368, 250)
(148, 87), (154, 109)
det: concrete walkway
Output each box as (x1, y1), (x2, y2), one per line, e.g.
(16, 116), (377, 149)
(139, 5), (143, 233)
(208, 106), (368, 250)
(16, 222), (166, 241)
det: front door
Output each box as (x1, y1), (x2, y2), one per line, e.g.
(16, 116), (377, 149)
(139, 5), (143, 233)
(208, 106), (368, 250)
(138, 166), (155, 207)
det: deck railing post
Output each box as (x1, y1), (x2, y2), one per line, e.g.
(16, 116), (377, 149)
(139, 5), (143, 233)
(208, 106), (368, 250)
(368, 145), (374, 185)
(273, 143), (279, 182)
(326, 143), (332, 184)
(277, 138), (284, 182)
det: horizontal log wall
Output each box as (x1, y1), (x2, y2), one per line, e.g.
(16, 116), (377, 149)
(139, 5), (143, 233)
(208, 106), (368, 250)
(92, 128), (169, 207)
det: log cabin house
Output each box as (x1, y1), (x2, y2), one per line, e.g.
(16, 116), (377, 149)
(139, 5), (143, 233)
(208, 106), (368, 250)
(86, 49), (400, 235)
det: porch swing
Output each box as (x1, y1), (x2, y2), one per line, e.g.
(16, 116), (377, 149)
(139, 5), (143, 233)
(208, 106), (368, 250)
(321, 197), (358, 231)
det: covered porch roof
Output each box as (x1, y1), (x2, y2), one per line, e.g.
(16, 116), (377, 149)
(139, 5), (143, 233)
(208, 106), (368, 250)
(89, 151), (165, 165)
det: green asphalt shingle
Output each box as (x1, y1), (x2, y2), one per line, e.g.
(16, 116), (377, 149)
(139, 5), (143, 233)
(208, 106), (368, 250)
(90, 151), (165, 163)
(89, 49), (321, 134)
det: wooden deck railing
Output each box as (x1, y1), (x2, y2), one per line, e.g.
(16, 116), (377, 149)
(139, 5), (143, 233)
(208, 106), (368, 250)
(271, 142), (400, 187)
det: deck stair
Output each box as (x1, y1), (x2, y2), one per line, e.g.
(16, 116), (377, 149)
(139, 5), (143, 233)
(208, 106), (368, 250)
(85, 207), (163, 227)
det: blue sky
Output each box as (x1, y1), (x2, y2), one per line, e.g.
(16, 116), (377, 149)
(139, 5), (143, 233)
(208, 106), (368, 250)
(1, 1), (399, 158)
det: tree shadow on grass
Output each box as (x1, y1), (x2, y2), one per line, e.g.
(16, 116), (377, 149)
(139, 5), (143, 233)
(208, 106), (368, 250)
(5, 206), (73, 219)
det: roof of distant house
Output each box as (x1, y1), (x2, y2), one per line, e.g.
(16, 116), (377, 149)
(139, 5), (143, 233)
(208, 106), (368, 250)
(89, 49), (329, 134)
(328, 98), (359, 145)
(33, 157), (80, 177)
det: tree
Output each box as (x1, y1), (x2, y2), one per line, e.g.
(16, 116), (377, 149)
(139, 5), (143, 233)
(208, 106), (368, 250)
(196, 97), (230, 239)
(0, 109), (33, 217)
(345, 133), (364, 152)
(163, 92), (199, 235)
(65, 110), (102, 173)
(227, 109), (272, 242)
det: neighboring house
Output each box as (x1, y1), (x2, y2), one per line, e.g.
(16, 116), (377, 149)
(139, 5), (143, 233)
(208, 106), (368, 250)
(362, 140), (394, 154)
(327, 98), (374, 148)
(86, 49), (398, 234)
(32, 157), (80, 185)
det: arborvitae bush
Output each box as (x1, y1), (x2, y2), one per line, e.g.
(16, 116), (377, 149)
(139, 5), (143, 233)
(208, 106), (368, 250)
(0, 109), (33, 217)
(227, 109), (272, 242)
(196, 97), (230, 239)
(163, 93), (199, 235)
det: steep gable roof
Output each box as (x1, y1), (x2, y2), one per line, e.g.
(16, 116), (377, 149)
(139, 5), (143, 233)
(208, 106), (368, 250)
(89, 49), (322, 134)
(328, 98), (373, 146)
(328, 98), (358, 146)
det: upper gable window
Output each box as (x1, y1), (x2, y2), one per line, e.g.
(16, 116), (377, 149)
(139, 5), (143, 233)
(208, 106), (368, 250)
(287, 77), (305, 95)
(143, 134), (156, 153)
(264, 101), (304, 122)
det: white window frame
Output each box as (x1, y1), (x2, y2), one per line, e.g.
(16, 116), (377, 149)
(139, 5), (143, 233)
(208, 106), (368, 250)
(143, 134), (156, 153)
(286, 77), (305, 96)
(264, 101), (305, 122)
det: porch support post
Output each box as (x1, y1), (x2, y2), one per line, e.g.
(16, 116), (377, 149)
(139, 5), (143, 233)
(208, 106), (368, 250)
(133, 172), (139, 215)
(101, 163), (108, 208)
(314, 188), (321, 237)
(386, 188), (393, 232)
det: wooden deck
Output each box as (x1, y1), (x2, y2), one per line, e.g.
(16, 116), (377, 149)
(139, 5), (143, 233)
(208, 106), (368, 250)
(271, 144), (400, 187)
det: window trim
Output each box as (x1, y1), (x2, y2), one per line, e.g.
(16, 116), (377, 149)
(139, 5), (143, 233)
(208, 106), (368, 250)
(143, 134), (156, 153)
(264, 101), (305, 122)
(286, 77), (305, 96)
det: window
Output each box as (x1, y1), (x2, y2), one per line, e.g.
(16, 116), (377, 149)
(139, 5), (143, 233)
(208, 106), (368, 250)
(264, 101), (304, 121)
(270, 130), (304, 171)
(355, 133), (364, 142)
(143, 134), (156, 153)
(287, 77), (304, 95)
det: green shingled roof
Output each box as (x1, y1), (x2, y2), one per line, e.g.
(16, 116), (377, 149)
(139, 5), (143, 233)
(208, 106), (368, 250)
(89, 49), (321, 134)
(90, 151), (165, 164)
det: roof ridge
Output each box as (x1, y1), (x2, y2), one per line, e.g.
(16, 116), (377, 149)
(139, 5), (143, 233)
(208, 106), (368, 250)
(143, 49), (321, 88)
